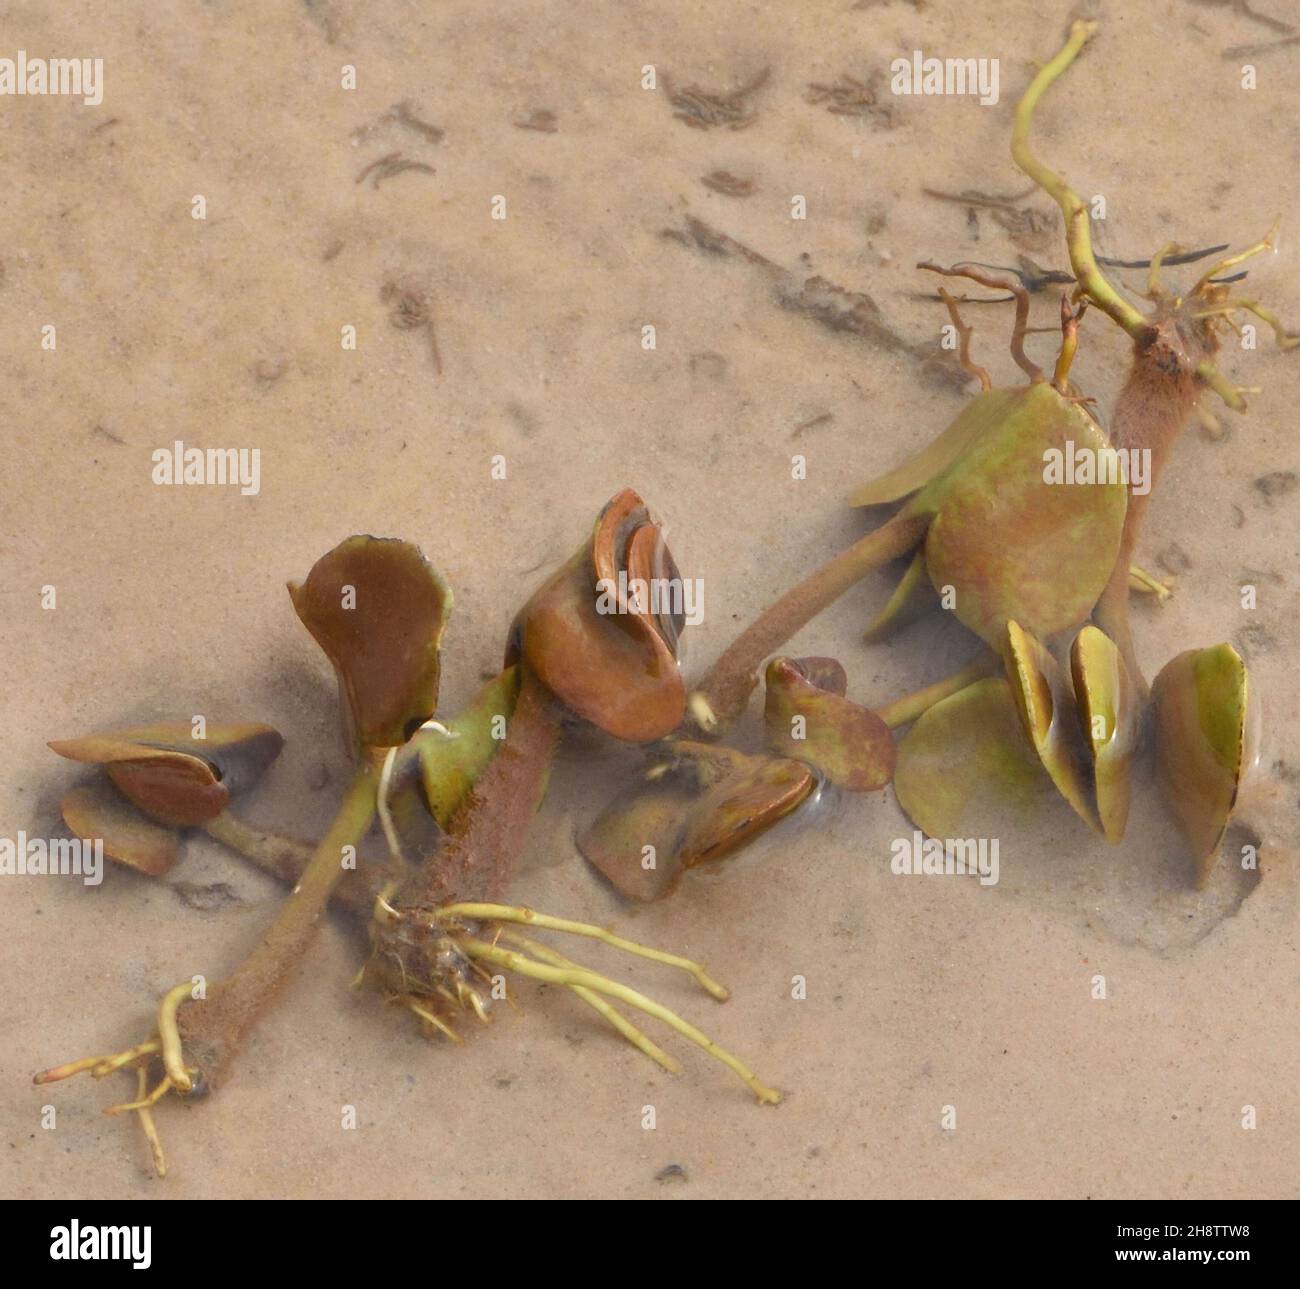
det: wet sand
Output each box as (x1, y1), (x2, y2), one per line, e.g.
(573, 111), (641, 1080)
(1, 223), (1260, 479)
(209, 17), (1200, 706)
(1, 0), (1297, 1198)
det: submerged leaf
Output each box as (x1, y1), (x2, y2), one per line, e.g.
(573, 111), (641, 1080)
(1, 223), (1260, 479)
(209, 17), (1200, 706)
(578, 772), (693, 902)
(61, 782), (180, 876)
(1070, 625), (1138, 843)
(863, 548), (940, 642)
(288, 535), (451, 751)
(679, 751), (815, 865)
(48, 722), (283, 826)
(895, 677), (1056, 841)
(763, 657), (895, 790)
(578, 741), (814, 901)
(1004, 621), (1100, 833)
(1152, 644), (1258, 886)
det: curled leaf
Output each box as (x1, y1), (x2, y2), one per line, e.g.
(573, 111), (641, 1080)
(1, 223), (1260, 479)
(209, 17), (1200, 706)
(1152, 644), (1259, 886)
(1069, 625), (1138, 843)
(578, 741), (814, 901)
(509, 489), (685, 742)
(1004, 621), (1099, 833)
(60, 782), (180, 876)
(48, 722), (283, 826)
(289, 535), (451, 751)
(763, 657), (895, 790)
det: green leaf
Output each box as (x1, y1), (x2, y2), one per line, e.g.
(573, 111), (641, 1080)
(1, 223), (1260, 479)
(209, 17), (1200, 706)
(417, 667), (523, 828)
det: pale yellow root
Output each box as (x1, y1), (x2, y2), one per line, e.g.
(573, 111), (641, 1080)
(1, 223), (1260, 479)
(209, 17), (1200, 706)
(1145, 242), (1182, 299)
(106, 1075), (175, 1115)
(157, 981), (198, 1092)
(92, 1040), (163, 1079)
(1192, 220), (1279, 296)
(33, 1032), (176, 1179)
(1129, 564), (1174, 600)
(133, 1066), (168, 1178)
(436, 903), (730, 1001)
(34, 1039), (160, 1086)
(459, 936), (781, 1105)
(1235, 300), (1300, 351)
(1195, 361), (1258, 413)
(376, 744), (405, 864)
(405, 999), (464, 1044)
(497, 929), (682, 1075)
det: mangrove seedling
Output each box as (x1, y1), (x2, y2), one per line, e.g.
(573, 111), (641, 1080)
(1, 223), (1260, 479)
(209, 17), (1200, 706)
(36, 534), (459, 1166)
(50, 722), (286, 877)
(39, 503), (782, 1178)
(362, 489), (780, 1102)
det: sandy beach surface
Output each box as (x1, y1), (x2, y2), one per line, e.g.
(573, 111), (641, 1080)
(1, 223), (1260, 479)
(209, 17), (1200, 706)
(1, 0), (1296, 1198)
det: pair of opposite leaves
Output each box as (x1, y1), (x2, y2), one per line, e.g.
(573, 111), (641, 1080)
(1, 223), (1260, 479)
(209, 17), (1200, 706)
(854, 380), (1257, 886)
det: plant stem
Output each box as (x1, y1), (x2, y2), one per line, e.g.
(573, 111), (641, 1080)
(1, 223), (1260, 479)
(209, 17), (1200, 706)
(875, 653), (1001, 729)
(690, 511), (929, 731)
(177, 762), (380, 1089)
(1092, 336), (1204, 696)
(1011, 20), (1154, 345)
(390, 665), (563, 912)
(200, 810), (393, 918)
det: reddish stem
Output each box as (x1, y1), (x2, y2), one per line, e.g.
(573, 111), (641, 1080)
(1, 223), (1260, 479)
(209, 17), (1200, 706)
(692, 510), (929, 730)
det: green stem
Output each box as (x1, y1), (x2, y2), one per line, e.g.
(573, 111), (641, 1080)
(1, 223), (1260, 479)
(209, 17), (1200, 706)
(690, 511), (929, 732)
(178, 763), (380, 1089)
(1011, 20), (1154, 344)
(200, 809), (394, 919)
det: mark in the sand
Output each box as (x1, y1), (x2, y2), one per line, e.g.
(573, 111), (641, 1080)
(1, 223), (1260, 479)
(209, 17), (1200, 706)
(663, 214), (966, 391)
(1251, 470), (1296, 505)
(924, 186), (1057, 253)
(514, 108), (558, 133)
(792, 412), (834, 438)
(91, 423), (125, 445)
(805, 73), (894, 125)
(701, 170), (755, 197)
(356, 151), (436, 189)
(169, 881), (243, 912)
(252, 358), (287, 387)
(664, 67), (770, 130)
(654, 1163), (689, 1184)
(688, 351), (728, 382)
(381, 280), (442, 374)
